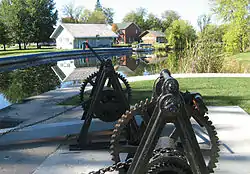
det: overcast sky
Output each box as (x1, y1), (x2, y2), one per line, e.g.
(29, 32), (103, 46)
(54, 0), (215, 29)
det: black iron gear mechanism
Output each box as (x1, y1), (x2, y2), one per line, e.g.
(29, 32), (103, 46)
(79, 71), (132, 122)
(110, 98), (220, 173)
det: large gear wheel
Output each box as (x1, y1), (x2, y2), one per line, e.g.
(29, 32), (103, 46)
(79, 71), (132, 122)
(110, 98), (220, 173)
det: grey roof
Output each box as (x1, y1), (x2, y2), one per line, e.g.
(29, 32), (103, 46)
(140, 30), (165, 38)
(116, 22), (133, 29)
(50, 24), (118, 39)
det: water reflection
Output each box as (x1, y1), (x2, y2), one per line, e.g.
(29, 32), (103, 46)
(0, 64), (60, 109)
(52, 57), (100, 82)
(0, 51), (168, 110)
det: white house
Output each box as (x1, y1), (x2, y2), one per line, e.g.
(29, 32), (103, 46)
(50, 24), (118, 49)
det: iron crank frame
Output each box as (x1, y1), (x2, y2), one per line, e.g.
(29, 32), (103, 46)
(126, 72), (209, 174)
(70, 42), (133, 150)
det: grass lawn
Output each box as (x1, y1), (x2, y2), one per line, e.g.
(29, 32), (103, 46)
(231, 51), (250, 72)
(232, 51), (250, 65)
(60, 77), (250, 114)
(0, 48), (66, 58)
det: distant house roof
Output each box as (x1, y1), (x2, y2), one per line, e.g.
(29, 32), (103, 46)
(116, 22), (134, 30)
(50, 24), (118, 39)
(140, 30), (165, 38)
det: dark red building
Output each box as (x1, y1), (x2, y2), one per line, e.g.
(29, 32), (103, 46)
(116, 22), (141, 44)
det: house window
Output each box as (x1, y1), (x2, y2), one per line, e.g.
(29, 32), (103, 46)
(136, 29), (138, 34)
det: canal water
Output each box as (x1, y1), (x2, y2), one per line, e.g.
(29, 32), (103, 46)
(0, 51), (167, 110)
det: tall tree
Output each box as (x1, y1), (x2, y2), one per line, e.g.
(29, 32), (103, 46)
(95, 0), (102, 11)
(87, 10), (106, 24)
(27, 0), (58, 48)
(211, 0), (250, 53)
(197, 14), (211, 32)
(0, 0), (32, 49)
(145, 13), (161, 31)
(103, 7), (114, 24)
(123, 8), (147, 31)
(161, 10), (180, 32)
(166, 20), (197, 52)
(80, 9), (92, 23)
(0, 18), (9, 50)
(62, 2), (83, 23)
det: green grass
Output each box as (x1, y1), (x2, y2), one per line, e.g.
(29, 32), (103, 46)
(60, 77), (250, 114)
(230, 51), (250, 72)
(0, 48), (67, 58)
(232, 51), (250, 65)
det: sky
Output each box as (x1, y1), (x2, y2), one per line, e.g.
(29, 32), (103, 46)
(54, 0), (215, 30)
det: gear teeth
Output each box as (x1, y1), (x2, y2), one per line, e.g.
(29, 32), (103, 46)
(139, 100), (144, 107)
(150, 97), (154, 102)
(122, 114), (128, 119)
(208, 168), (215, 173)
(109, 98), (155, 164)
(135, 103), (139, 109)
(118, 119), (124, 124)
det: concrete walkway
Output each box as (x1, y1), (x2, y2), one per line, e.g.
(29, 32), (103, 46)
(0, 87), (80, 126)
(2, 106), (246, 174)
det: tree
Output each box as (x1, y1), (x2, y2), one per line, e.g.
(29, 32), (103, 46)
(193, 24), (225, 73)
(86, 10), (106, 24)
(80, 9), (91, 23)
(145, 13), (161, 31)
(197, 14), (211, 32)
(123, 8), (147, 31)
(0, 19), (9, 51)
(161, 10), (180, 32)
(62, 2), (83, 23)
(211, 0), (250, 53)
(0, 0), (33, 49)
(166, 20), (197, 52)
(79, 7), (114, 24)
(95, 0), (102, 11)
(112, 23), (118, 32)
(62, 17), (76, 23)
(27, 0), (58, 48)
(103, 7), (114, 24)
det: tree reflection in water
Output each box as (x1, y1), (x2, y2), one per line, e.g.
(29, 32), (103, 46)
(0, 64), (60, 103)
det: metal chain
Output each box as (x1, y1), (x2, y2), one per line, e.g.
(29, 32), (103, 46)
(88, 148), (185, 174)
(0, 103), (83, 138)
(88, 158), (133, 174)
